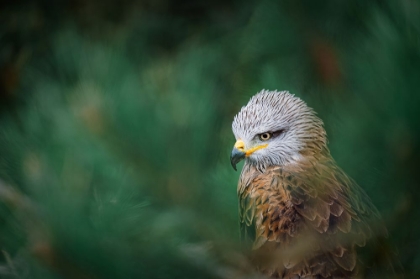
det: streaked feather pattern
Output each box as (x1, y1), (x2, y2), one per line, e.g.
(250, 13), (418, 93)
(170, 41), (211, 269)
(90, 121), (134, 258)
(238, 156), (386, 278)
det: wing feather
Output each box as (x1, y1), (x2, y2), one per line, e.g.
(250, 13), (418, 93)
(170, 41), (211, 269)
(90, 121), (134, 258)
(237, 159), (390, 278)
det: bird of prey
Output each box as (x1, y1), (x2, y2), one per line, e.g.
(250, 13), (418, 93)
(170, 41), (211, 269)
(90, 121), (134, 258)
(230, 90), (391, 278)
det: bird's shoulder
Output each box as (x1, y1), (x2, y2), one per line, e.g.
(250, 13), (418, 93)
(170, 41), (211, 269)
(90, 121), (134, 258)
(237, 159), (388, 276)
(238, 158), (383, 239)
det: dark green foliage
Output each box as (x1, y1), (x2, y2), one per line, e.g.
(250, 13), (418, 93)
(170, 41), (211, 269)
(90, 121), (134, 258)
(0, 0), (419, 278)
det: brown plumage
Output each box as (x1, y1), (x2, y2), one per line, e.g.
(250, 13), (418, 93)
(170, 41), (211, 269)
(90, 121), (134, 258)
(230, 90), (393, 278)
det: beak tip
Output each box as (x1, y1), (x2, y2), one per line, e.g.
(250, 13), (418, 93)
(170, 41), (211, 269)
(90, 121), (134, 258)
(230, 148), (245, 171)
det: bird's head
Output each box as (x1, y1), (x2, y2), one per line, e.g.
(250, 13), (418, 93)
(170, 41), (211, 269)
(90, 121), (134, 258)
(231, 90), (327, 171)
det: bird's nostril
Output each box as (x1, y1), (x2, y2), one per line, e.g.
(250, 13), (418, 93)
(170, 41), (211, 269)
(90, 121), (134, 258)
(234, 140), (245, 151)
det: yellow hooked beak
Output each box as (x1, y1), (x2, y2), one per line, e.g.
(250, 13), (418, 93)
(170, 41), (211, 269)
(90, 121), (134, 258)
(230, 140), (268, 171)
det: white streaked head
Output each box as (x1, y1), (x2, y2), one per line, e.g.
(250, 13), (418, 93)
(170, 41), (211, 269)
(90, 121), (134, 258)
(231, 90), (327, 169)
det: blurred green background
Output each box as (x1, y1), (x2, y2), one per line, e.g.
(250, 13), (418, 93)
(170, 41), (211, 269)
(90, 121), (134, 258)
(0, 0), (419, 278)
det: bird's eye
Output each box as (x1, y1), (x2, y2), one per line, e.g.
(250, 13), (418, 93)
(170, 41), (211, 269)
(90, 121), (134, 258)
(259, 132), (272, 141)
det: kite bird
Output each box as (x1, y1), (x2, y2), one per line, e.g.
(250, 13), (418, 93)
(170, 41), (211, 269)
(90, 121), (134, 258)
(230, 90), (393, 278)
